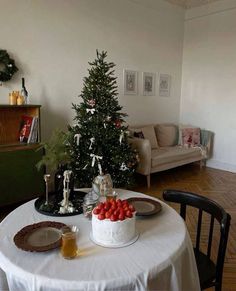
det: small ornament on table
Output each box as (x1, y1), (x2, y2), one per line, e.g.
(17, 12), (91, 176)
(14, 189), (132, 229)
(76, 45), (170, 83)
(92, 173), (113, 197)
(59, 170), (75, 214)
(83, 190), (99, 219)
(54, 164), (67, 200)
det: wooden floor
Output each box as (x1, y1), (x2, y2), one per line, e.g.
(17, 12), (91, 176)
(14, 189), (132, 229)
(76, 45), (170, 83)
(132, 164), (236, 291)
(1, 163), (235, 290)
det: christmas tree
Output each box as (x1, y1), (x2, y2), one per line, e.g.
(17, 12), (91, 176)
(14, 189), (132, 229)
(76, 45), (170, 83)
(68, 51), (137, 188)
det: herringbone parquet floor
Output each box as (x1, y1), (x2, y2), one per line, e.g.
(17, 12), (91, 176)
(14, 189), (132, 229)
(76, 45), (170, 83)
(1, 164), (235, 290)
(133, 163), (236, 291)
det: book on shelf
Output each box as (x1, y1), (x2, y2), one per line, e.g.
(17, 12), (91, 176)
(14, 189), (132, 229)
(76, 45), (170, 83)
(29, 117), (39, 143)
(19, 115), (39, 143)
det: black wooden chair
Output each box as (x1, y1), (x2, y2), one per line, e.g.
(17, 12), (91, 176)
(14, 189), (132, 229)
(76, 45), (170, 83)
(163, 189), (231, 291)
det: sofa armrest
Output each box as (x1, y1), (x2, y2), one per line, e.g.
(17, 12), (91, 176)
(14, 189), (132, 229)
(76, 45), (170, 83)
(200, 130), (214, 159)
(128, 137), (151, 175)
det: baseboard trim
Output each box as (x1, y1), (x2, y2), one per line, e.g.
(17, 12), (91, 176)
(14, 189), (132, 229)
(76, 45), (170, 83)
(207, 159), (236, 173)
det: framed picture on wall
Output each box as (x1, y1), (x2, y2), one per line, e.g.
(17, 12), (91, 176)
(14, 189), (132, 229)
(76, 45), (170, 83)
(143, 72), (155, 96)
(123, 70), (138, 95)
(159, 74), (171, 97)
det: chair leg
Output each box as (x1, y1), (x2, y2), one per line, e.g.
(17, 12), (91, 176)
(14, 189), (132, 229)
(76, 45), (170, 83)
(215, 282), (222, 291)
(146, 175), (150, 188)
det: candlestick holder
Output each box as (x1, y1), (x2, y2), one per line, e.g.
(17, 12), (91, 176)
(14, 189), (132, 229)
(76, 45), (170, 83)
(59, 170), (75, 214)
(39, 174), (54, 212)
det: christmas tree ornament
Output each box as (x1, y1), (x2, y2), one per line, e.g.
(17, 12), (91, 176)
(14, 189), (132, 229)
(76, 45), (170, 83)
(86, 108), (95, 115)
(119, 130), (124, 144)
(115, 119), (121, 128)
(90, 153), (103, 174)
(89, 137), (95, 149)
(87, 99), (96, 107)
(74, 133), (81, 145)
(120, 162), (128, 171)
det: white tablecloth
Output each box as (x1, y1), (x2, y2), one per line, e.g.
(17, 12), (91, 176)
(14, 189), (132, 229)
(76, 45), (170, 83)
(0, 190), (200, 291)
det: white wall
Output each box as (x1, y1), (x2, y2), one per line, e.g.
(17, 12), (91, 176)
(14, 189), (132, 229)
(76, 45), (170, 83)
(181, 0), (236, 172)
(0, 0), (184, 140)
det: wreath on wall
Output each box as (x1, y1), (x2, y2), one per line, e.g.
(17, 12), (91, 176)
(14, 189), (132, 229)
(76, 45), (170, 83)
(0, 49), (18, 82)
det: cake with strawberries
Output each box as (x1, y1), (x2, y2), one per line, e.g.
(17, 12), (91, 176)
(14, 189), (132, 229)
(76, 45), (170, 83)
(91, 198), (136, 247)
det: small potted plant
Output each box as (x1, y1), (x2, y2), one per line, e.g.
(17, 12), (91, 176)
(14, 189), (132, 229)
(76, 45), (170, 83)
(36, 129), (72, 196)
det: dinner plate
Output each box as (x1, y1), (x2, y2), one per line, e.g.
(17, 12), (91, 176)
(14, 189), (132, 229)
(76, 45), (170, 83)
(14, 221), (66, 252)
(127, 197), (162, 217)
(90, 231), (139, 248)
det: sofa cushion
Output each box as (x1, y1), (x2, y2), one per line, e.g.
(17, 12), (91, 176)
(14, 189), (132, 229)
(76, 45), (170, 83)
(136, 125), (159, 149)
(151, 146), (202, 168)
(180, 127), (200, 146)
(155, 124), (178, 147)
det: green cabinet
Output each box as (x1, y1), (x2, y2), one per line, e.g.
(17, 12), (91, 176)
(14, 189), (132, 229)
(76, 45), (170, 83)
(0, 105), (44, 207)
(0, 146), (44, 206)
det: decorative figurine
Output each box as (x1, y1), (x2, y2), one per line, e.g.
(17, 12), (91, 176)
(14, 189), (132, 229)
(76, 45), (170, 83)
(92, 173), (113, 196)
(59, 170), (75, 214)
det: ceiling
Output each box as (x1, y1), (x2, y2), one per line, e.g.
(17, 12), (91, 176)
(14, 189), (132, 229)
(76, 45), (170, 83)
(165, 0), (222, 9)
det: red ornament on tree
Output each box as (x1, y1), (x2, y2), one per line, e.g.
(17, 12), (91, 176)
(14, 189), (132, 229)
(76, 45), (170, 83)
(87, 99), (96, 107)
(115, 119), (121, 128)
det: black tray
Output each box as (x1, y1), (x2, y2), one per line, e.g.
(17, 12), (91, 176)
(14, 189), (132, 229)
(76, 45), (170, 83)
(34, 191), (86, 217)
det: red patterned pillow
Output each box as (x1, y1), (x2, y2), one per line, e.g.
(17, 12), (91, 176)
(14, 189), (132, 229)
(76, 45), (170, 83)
(181, 127), (200, 146)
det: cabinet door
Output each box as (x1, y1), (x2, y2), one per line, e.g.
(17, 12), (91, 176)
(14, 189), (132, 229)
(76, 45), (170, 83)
(0, 147), (45, 207)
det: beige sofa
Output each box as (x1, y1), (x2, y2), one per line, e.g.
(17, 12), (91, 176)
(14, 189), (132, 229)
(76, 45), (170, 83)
(129, 124), (213, 188)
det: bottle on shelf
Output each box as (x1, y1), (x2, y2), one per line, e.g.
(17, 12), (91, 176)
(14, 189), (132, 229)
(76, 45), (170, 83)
(21, 77), (29, 104)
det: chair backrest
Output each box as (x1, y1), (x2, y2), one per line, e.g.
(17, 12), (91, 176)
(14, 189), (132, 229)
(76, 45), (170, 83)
(163, 189), (231, 286)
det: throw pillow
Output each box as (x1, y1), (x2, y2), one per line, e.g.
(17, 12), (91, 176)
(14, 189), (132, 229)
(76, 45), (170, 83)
(180, 127), (200, 147)
(155, 124), (178, 147)
(134, 131), (144, 139)
(140, 125), (159, 149)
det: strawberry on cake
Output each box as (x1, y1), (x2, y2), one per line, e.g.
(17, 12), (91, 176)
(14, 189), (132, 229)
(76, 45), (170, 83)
(91, 198), (136, 247)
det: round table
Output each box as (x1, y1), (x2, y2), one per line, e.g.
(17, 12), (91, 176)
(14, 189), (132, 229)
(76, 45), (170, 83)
(0, 190), (200, 291)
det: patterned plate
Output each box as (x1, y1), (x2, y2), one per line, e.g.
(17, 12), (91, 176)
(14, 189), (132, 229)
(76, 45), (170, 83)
(127, 197), (162, 217)
(14, 221), (66, 252)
